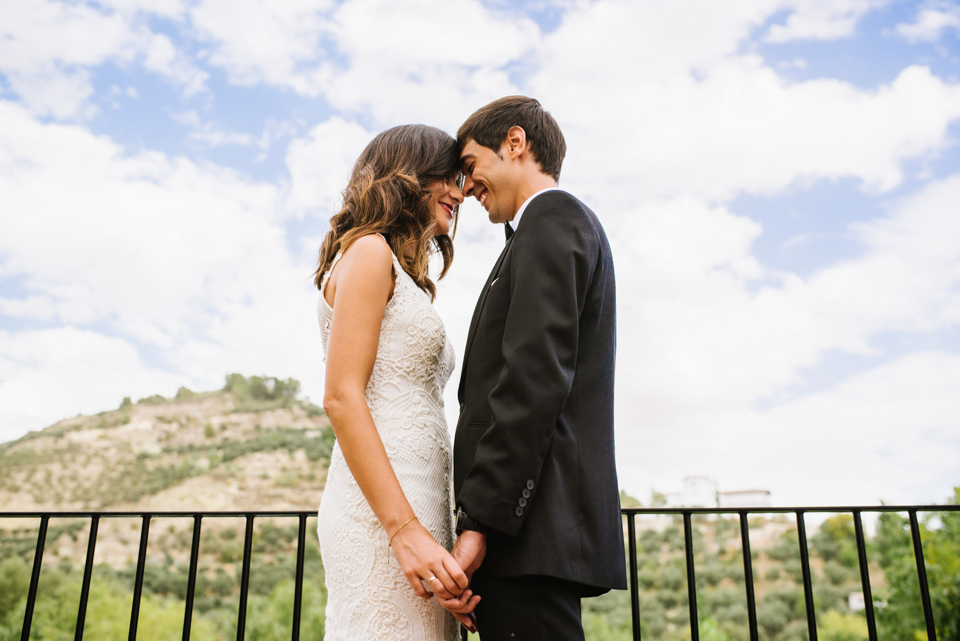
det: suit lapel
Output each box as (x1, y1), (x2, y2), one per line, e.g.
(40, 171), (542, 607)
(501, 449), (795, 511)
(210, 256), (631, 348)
(458, 236), (515, 403)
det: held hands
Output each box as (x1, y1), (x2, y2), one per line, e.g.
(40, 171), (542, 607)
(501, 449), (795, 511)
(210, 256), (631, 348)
(438, 530), (487, 633)
(389, 519), (469, 601)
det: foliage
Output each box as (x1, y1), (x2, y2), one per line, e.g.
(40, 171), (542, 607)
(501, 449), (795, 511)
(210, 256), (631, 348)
(175, 386), (196, 399)
(811, 514), (859, 568)
(223, 374), (301, 411)
(619, 490), (642, 509)
(0, 516), (329, 641)
(873, 488), (960, 641)
(0, 571), (219, 641)
(0, 558), (29, 622)
(241, 579), (326, 640)
(819, 610), (869, 641)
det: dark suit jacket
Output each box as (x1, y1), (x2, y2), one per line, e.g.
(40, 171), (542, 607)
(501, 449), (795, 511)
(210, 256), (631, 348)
(454, 190), (627, 595)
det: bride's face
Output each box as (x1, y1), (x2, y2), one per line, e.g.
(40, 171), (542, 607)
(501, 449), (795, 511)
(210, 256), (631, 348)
(427, 175), (464, 237)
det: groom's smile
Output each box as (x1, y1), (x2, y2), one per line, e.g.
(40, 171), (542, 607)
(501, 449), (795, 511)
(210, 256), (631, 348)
(459, 138), (513, 224)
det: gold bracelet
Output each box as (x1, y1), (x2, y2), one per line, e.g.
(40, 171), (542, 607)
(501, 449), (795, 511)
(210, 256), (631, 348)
(388, 516), (418, 547)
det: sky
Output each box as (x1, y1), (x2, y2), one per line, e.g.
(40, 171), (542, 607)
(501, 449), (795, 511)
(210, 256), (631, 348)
(1, 0), (959, 509)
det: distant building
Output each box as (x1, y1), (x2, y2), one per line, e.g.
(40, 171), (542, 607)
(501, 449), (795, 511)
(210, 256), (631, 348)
(665, 475), (771, 508)
(718, 489), (771, 508)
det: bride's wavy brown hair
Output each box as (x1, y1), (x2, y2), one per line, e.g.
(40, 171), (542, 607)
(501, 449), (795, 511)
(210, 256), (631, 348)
(313, 124), (461, 301)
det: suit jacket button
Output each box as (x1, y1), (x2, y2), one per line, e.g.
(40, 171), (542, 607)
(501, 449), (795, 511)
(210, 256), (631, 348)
(519, 497), (527, 507)
(526, 480), (535, 490)
(522, 489), (531, 498)
(515, 506), (524, 517)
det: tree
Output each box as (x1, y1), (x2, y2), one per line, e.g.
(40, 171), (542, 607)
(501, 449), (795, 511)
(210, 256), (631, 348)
(873, 487), (960, 641)
(0, 558), (28, 622)
(819, 610), (868, 641)
(811, 514), (858, 568)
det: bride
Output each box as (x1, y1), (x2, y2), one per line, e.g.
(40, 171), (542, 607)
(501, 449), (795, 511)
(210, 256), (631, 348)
(314, 124), (477, 640)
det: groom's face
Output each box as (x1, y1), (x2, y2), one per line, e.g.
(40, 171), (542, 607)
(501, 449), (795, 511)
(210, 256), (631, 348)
(459, 138), (516, 224)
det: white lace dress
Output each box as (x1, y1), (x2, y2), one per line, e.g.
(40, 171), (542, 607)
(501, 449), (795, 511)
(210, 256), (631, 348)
(316, 247), (458, 641)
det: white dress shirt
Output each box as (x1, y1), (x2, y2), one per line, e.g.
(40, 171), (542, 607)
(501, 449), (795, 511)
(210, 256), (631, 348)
(511, 187), (563, 231)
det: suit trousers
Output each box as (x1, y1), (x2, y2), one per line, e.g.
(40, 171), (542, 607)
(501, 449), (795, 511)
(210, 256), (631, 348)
(465, 569), (584, 641)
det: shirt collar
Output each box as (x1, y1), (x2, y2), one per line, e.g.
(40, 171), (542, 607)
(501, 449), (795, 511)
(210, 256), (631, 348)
(511, 187), (562, 230)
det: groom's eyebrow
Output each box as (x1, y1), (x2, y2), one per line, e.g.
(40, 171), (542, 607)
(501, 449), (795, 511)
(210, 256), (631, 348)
(459, 154), (474, 173)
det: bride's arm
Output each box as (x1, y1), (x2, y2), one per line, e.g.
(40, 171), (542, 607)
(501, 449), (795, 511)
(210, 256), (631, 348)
(322, 235), (469, 601)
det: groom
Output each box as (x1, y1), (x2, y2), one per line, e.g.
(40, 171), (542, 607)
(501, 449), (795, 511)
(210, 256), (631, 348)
(442, 96), (626, 639)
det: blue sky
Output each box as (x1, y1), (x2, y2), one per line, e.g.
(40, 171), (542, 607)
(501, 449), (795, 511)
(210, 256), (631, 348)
(1, 0), (959, 507)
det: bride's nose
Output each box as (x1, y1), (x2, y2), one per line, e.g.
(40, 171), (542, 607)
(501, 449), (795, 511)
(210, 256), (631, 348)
(450, 182), (464, 204)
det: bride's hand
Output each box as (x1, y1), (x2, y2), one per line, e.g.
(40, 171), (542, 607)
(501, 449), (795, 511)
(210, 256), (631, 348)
(390, 520), (469, 601)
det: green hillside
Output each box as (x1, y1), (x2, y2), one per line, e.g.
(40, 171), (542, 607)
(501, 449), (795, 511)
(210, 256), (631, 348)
(0, 375), (333, 640)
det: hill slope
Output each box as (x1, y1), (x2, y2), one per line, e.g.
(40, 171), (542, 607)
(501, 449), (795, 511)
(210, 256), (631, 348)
(0, 377), (333, 515)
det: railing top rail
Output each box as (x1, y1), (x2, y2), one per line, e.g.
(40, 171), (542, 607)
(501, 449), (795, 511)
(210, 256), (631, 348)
(620, 504), (959, 514)
(0, 504), (956, 519)
(0, 511), (315, 518)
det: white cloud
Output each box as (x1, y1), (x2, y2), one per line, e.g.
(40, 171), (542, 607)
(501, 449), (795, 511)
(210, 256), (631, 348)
(99, 0), (186, 19)
(539, 54), (960, 201)
(766, 0), (886, 43)
(332, 0), (537, 68)
(284, 117), (376, 217)
(189, 0), (335, 94)
(0, 0), (136, 117)
(610, 170), (960, 505)
(617, 350), (960, 506)
(142, 33), (209, 96)
(0, 0), (207, 118)
(896, 1), (960, 42)
(0, 327), (184, 442)
(0, 100), (323, 431)
(729, 351), (960, 505)
(525, 2), (960, 202)
(187, 0), (536, 127)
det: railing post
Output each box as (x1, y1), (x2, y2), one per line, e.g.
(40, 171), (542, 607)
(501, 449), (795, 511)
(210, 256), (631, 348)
(682, 512), (699, 641)
(627, 512), (641, 641)
(908, 510), (937, 641)
(292, 514), (307, 641)
(795, 510), (818, 641)
(75, 515), (100, 641)
(740, 513), (759, 641)
(182, 515), (203, 641)
(21, 515), (49, 641)
(852, 511), (877, 641)
(237, 514), (256, 641)
(129, 515), (151, 641)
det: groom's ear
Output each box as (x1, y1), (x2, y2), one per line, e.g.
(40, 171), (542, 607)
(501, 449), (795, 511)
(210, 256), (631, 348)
(503, 126), (527, 161)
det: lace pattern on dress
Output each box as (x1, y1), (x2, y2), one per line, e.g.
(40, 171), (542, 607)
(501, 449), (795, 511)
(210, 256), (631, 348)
(316, 240), (457, 641)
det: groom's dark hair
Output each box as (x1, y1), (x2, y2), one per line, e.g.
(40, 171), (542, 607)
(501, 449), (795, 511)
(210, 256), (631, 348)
(458, 96), (566, 181)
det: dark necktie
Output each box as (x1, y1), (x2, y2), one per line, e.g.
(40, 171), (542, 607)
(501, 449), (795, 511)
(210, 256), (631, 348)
(505, 221), (514, 241)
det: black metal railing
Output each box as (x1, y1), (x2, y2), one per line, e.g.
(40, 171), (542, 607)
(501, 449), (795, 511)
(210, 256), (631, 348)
(621, 505), (957, 641)
(1, 504), (956, 640)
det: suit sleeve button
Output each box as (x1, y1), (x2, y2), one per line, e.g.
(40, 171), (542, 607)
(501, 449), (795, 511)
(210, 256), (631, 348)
(514, 506), (524, 517)
(526, 479), (535, 490)
(518, 497), (527, 507)
(522, 488), (531, 498)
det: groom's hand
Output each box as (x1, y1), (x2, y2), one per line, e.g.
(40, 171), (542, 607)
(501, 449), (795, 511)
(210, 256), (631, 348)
(439, 531), (487, 631)
(452, 530), (487, 579)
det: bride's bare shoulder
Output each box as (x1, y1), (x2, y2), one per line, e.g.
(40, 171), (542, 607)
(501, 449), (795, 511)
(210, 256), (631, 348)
(339, 234), (392, 272)
(327, 234), (394, 304)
